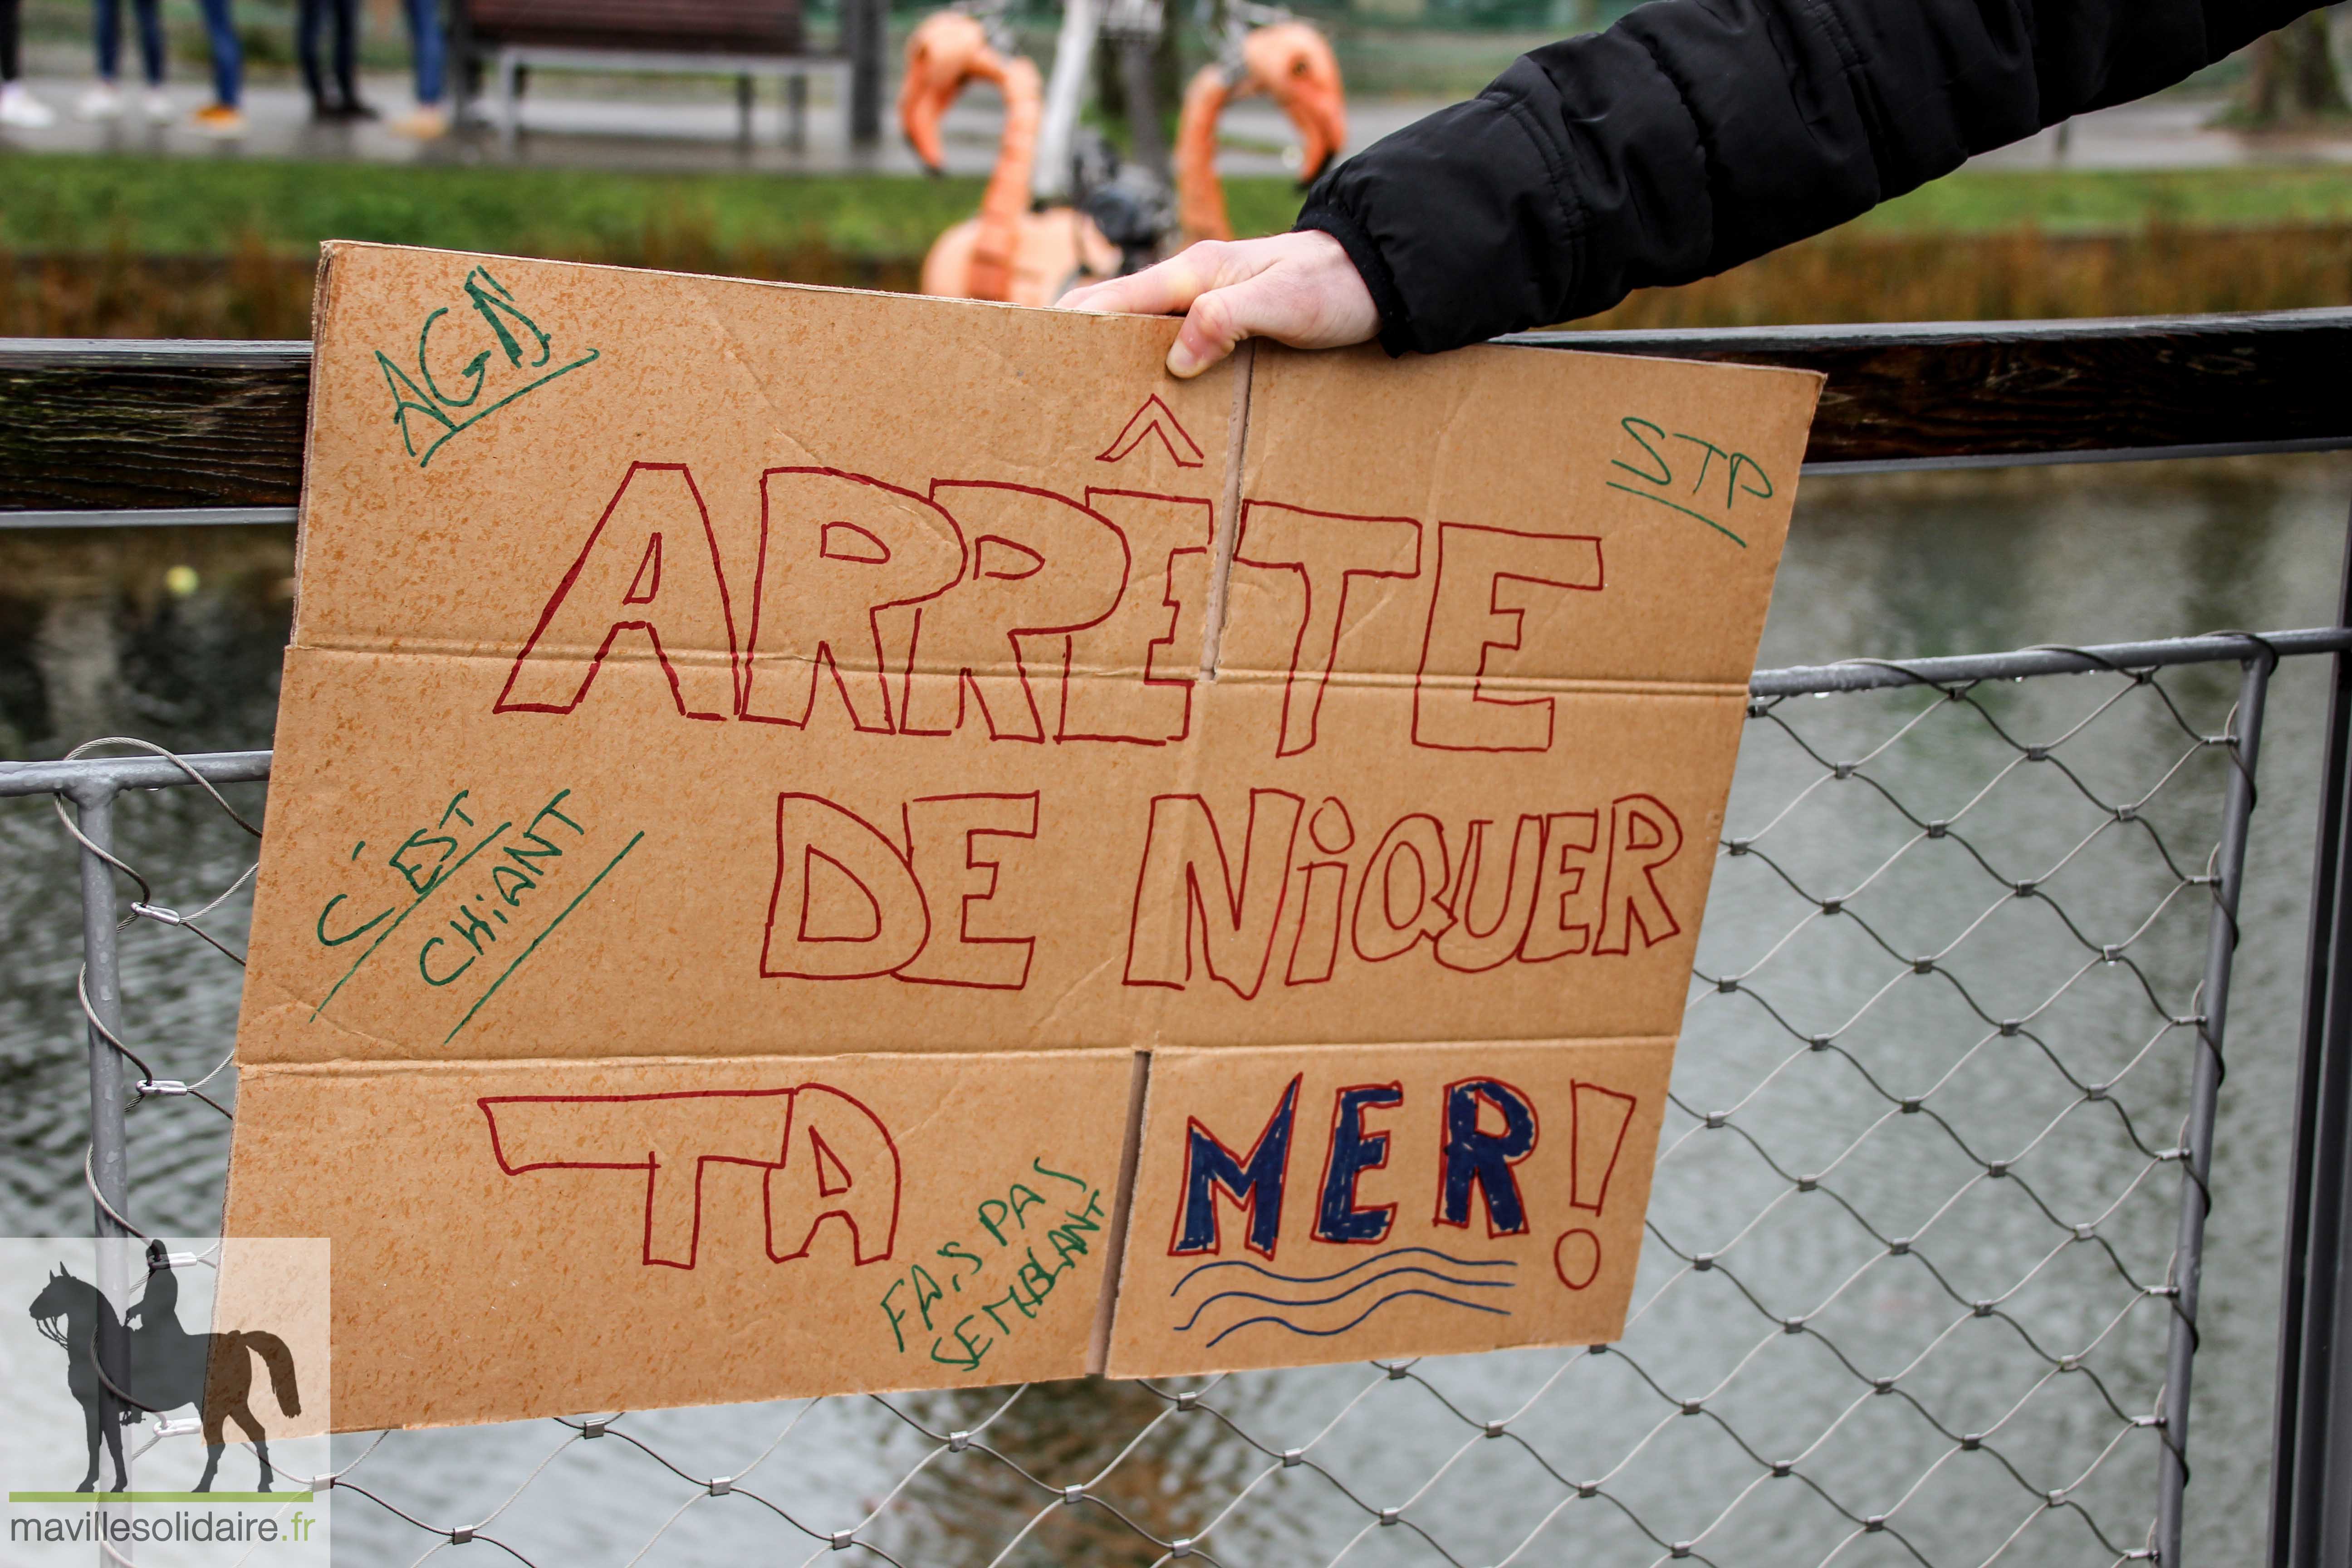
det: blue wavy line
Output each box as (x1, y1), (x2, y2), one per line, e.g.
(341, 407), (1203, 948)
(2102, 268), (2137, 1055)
(1175, 1265), (1515, 1333)
(1202, 1288), (1510, 1348)
(1172, 1246), (1517, 1296)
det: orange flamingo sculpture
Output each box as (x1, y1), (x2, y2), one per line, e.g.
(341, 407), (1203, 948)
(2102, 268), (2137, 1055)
(900, 11), (1118, 304)
(1175, 20), (1347, 245)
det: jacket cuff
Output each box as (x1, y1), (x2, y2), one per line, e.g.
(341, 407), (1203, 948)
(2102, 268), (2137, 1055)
(1294, 196), (1415, 358)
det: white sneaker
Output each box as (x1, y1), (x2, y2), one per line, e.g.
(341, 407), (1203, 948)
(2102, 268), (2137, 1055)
(78, 82), (125, 118)
(0, 84), (58, 130)
(140, 88), (171, 122)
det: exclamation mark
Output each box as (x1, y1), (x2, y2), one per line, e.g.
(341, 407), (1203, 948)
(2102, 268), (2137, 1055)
(1569, 1083), (1638, 1213)
(1554, 1082), (1638, 1291)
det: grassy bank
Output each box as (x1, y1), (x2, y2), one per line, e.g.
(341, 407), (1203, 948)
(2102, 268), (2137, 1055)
(7, 154), (2352, 335)
(1575, 221), (2352, 330)
(14, 154), (2352, 259)
(16, 220), (2347, 338)
(1855, 166), (2352, 234)
(0, 152), (1313, 260)
(0, 240), (927, 336)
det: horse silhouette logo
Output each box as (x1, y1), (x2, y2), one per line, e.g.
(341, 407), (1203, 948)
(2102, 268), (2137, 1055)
(26, 1244), (302, 1494)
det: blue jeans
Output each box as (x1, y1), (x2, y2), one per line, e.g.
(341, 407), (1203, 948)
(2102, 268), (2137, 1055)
(196, 0), (240, 106)
(404, 0), (443, 106)
(95, 0), (164, 85)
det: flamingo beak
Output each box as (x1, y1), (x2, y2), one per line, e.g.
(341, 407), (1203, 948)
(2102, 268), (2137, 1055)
(899, 71), (955, 174)
(1281, 82), (1347, 186)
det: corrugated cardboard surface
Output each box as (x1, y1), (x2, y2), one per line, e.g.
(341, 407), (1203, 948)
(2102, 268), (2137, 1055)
(225, 243), (1820, 1426)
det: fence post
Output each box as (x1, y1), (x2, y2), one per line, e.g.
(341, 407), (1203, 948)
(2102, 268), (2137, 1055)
(2156, 650), (2273, 1566)
(2269, 518), (2352, 1568)
(74, 779), (136, 1520)
(846, 0), (884, 146)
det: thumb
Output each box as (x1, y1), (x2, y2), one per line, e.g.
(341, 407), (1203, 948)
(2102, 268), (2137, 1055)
(1167, 274), (1286, 378)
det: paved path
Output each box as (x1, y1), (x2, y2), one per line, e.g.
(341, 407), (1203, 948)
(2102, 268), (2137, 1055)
(0, 71), (2343, 178)
(0, 69), (1442, 179)
(1966, 97), (2352, 170)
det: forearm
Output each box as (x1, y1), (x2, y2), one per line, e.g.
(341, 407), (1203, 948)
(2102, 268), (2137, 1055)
(1301, 0), (2308, 354)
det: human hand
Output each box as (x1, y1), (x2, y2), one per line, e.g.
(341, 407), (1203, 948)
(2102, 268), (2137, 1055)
(1058, 230), (1380, 378)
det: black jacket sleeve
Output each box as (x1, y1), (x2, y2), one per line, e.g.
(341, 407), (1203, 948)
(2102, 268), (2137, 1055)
(1297, 0), (2313, 354)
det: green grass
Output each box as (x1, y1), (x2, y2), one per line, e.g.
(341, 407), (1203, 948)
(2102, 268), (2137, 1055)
(10, 152), (2351, 265)
(0, 152), (1314, 259)
(1855, 167), (2352, 235)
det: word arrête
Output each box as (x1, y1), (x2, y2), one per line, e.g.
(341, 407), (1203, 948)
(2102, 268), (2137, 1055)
(495, 461), (1618, 756)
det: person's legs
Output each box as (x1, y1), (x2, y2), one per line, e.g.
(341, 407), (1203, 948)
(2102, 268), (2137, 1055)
(78, 0), (129, 116)
(94, 0), (120, 81)
(407, 0), (442, 105)
(332, 0), (363, 111)
(196, 0), (240, 108)
(296, 0), (328, 109)
(0, 0), (55, 125)
(130, 0), (160, 85)
(389, 0), (445, 136)
(189, 0), (242, 127)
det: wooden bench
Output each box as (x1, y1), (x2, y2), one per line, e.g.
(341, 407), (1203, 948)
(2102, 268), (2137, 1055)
(450, 0), (886, 149)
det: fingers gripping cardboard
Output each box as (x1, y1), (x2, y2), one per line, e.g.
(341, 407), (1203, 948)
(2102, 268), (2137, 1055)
(224, 244), (1820, 1425)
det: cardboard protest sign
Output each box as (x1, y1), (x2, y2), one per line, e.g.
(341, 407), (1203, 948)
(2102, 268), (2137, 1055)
(224, 242), (1819, 1428)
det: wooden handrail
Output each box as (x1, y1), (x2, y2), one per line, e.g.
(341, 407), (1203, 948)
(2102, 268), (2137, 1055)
(1514, 307), (2352, 471)
(1, 339), (310, 514)
(6, 309), (2352, 513)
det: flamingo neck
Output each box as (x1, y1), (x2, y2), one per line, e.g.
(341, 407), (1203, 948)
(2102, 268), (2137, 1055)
(1175, 67), (1233, 244)
(969, 54), (1042, 300)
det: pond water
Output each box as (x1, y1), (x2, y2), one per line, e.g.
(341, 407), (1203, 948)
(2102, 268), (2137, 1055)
(0, 456), (2344, 1565)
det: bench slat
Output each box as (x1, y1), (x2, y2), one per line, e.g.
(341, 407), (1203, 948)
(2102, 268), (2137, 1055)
(463, 0), (805, 54)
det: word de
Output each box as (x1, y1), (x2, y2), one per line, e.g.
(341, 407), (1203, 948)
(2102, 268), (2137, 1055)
(1171, 1075), (1636, 1261)
(494, 462), (1614, 755)
(477, 1085), (900, 1269)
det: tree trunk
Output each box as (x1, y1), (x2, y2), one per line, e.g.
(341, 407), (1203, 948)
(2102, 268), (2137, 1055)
(2240, 15), (2349, 127)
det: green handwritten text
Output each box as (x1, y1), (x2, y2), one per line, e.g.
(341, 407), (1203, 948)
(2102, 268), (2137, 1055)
(880, 1156), (1105, 1372)
(377, 265), (600, 469)
(1606, 414), (1772, 547)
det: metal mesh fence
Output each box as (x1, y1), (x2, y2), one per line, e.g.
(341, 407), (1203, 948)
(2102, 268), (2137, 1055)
(2, 628), (2311, 1568)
